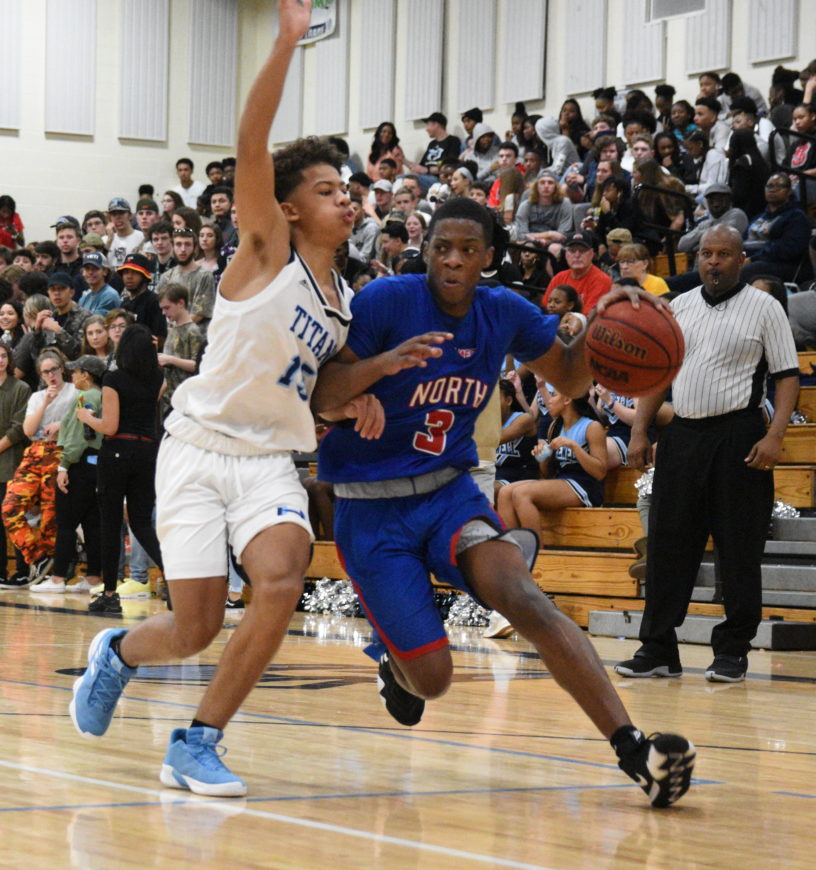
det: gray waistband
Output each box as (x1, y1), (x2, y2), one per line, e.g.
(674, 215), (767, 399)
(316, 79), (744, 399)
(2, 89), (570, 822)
(334, 467), (462, 499)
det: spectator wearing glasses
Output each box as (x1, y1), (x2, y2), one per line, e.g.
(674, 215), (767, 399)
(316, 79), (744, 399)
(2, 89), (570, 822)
(31, 356), (105, 594)
(741, 173), (812, 284)
(2, 349), (77, 584)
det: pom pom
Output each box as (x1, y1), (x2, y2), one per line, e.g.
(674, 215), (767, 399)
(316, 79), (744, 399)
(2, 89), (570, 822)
(445, 594), (491, 626)
(771, 500), (800, 520)
(634, 467), (654, 497)
(301, 577), (361, 617)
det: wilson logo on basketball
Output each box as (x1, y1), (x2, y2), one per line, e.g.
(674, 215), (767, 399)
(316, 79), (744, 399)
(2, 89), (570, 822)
(589, 324), (647, 361)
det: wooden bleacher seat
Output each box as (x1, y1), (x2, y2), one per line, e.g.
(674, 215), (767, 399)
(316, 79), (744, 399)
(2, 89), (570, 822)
(605, 463), (815, 508)
(652, 252), (688, 278)
(798, 351), (816, 376)
(798, 386), (816, 421)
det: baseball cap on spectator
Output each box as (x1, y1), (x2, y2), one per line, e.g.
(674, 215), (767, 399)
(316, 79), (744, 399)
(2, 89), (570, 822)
(47, 272), (74, 288)
(108, 197), (132, 213)
(81, 252), (106, 269)
(606, 228), (633, 244)
(423, 112), (447, 127)
(565, 230), (598, 251)
(704, 182), (732, 197)
(66, 355), (107, 380)
(117, 253), (152, 279)
(372, 180), (393, 193)
(81, 233), (107, 251)
(51, 215), (80, 230)
(136, 197), (159, 212)
(461, 107), (483, 123)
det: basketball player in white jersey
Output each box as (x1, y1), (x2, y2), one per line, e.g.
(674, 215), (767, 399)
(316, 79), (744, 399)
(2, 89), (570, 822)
(70, 0), (447, 796)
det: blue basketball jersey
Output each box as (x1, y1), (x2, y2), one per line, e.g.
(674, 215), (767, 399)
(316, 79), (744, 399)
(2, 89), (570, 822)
(319, 274), (558, 482)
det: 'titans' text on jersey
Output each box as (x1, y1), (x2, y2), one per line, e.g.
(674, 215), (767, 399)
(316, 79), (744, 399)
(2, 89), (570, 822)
(167, 250), (352, 455)
(319, 274), (559, 483)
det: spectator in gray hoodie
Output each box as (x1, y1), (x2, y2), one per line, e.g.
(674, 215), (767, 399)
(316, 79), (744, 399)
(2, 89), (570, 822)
(535, 117), (581, 179)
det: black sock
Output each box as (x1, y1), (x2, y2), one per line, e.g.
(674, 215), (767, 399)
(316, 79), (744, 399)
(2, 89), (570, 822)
(610, 725), (644, 755)
(109, 634), (135, 669)
(190, 718), (217, 731)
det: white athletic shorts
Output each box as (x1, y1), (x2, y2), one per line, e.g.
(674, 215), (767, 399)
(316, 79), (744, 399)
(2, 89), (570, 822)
(156, 435), (313, 580)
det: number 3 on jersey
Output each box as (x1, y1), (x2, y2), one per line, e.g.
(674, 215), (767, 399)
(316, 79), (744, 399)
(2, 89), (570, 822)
(413, 409), (455, 456)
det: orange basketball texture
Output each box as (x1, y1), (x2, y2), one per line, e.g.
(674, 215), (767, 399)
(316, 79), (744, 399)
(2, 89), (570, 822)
(584, 301), (685, 397)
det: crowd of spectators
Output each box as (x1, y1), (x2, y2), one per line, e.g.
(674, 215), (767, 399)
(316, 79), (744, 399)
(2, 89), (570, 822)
(0, 58), (814, 596)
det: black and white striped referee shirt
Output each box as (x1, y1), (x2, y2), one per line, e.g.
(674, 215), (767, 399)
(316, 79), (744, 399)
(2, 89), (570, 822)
(670, 283), (799, 419)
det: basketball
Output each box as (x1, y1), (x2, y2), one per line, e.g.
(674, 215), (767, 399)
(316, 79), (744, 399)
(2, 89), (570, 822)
(584, 300), (685, 397)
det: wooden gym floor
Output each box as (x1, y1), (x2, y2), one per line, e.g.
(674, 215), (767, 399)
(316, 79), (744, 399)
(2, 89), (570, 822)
(0, 594), (814, 870)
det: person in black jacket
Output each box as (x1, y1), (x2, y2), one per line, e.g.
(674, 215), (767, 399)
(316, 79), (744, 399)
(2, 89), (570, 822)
(727, 129), (771, 221)
(117, 254), (167, 349)
(77, 324), (165, 613)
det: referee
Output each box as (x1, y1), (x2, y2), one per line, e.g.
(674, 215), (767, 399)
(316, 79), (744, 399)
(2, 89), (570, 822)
(615, 225), (799, 683)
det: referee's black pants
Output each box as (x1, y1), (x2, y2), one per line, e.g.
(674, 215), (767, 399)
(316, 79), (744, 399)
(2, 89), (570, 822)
(639, 410), (773, 661)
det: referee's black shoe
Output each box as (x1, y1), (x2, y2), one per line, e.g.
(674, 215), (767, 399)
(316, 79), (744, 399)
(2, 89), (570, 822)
(705, 654), (748, 682)
(612, 727), (696, 808)
(614, 653), (682, 678)
(377, 654), (425, 726)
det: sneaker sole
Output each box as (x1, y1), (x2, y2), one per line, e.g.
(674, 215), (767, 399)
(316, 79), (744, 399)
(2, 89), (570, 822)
(30, 586), (66, 594)
(68, 629), (124, 739)
(613, 664), (682, 678)
(645, 735), (697, 808)
(704, 670), (746, 683)
(159, 764), (247, 797)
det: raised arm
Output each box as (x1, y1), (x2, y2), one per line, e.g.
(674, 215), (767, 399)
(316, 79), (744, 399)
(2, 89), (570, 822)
(221, 0), (313, 300)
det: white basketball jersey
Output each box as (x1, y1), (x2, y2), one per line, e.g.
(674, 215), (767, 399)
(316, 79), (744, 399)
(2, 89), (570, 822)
(166, 249), (352, 455)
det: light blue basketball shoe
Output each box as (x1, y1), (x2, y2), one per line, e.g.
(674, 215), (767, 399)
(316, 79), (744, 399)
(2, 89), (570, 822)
(160, 727), (247, 797)
(69, 628), (135, 738)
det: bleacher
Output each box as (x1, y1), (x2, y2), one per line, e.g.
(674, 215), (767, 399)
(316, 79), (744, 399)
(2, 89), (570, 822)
(303, 352), (816, 649)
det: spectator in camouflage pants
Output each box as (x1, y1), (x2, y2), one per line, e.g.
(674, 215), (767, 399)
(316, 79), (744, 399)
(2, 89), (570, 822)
(2, 349), (76, 577)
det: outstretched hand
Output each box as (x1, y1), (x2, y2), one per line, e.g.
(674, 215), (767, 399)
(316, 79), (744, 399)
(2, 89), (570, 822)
(379, 332), (452, 376)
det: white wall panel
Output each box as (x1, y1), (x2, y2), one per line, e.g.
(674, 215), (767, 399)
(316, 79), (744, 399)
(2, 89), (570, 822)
(0, 0), (21, 129)
(686, 0), (731, 74)
(312, 4), (349, 136)
(564, 0), (606, 96)
(621, 0), (665, 85)
(403, 0), (445, 121)
(188, 0), (238, 147)
(269, 47), (303, 145)
(119, 0), (169, 140)
(358, 0), (395, 128)
(456, 0), (496, 112)
(500, 0), (547, 104)
(45, 0), (96, 135)
(748, 0), (797, 63)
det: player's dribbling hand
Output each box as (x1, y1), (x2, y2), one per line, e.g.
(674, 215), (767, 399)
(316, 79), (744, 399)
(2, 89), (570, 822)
(343, 393), (385, 440)
(279, 0), (312, 43)
(381, 332), (453, 375)
(595, 284), (673, 316)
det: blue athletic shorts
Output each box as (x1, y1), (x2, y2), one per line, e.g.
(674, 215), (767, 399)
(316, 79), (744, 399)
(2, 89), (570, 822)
(334, 473), (502, 661)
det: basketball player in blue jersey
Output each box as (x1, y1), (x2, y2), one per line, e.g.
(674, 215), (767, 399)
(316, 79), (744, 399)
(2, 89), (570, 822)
(312, 197), (696, 808)
(70, 0), (447, 797)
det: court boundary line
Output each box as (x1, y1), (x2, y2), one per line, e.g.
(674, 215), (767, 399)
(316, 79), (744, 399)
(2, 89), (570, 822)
(1, 598), (813, 683)
(0, 759), (557, 870)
